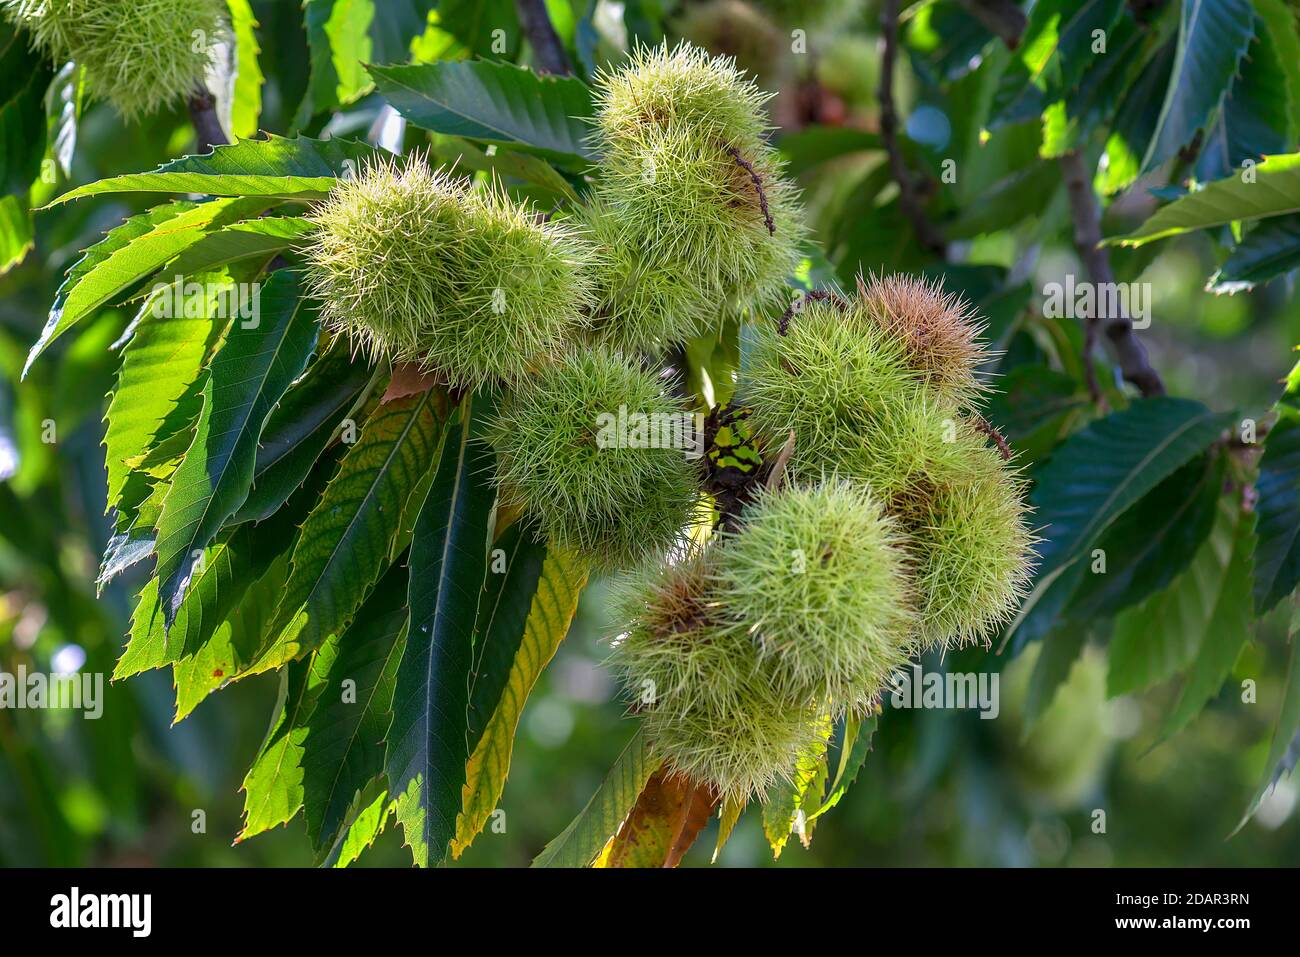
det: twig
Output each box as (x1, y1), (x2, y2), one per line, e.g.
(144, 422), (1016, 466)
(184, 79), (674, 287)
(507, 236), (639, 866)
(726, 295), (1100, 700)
(879, 0), (947, 258)
(188, 84), (227, 152)
(514, 0), (571, 75)
(726, 146), (775, 235)
(1059, 150), (1166, 398)
(956, 0), (1028, 49)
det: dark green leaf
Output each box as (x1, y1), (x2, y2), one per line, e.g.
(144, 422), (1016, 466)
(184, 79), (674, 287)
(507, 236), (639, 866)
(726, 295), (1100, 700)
(303, 561), (408, 850)
(1255, 413), (1300, 613)
(1007, 397), (1233, 652)
(1141, 0), (1255, 173)
(465, 521), (548, 752)
(233, 343), (374, 525)
(154, 271), (320, 631)
(0, 23), (52, 195)
(1195, 13), (1291, 181)
(387, 394), (497, 867)
(1209, 214), (1300, 292)
(368, 60), (596, 167)
(1066, 454), (1222, 619)
(43, 134), (383, 206)
(988, 0), (1126, 131)
(1154, 495), (1256, 741)
(102, 287), (224, 512)
(246, 390), (443, 676)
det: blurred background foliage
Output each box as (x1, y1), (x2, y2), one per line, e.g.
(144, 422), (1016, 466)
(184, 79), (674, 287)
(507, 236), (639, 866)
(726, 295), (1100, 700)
(1, 0), (1297, 866)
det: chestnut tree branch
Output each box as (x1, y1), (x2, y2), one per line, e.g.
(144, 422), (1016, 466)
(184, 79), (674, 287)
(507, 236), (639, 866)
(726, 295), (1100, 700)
(1059, 149), (1166, 398)
(514, 0), (571, 76)
(188, 84), (228, 152)
(879, 0), (947, 258)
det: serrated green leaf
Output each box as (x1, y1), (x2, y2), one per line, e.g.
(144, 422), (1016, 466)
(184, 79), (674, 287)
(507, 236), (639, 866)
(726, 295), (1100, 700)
(43, 134), (382, 206)
(1066, 454), (1222, 620)
(808, 713), (877, 820)
(165, 216), (315, 278)
(368, 59), (596, 167)
(532, 727), (659, 868)
(1141, 0), (1255, 173)
(319, 785), (392, 868)
(246, 390), (443, 677)
(1154, 495), (1257, 742)
(238, 638), (338, 841)
(1254, 413), (1300, 613)
(103, 283), (228, 516)
(303, 561), (407, 850)
(1255, 0), (1300, 141)
(155, 271), (320, 632)
(172, 549), (290, 722)
(1209, 214), (1300, 292)
(1195, 12), (1291, 181)
(388, 394), (497, 867)
(452, 541), (589, 857)
(296, 0), (376, 129)
(1007, 398), (1233, 652)
(116, 531), (245, 681)
(1111, 153), (1300, 247)
(24, 197), (269, 375)
(762, 714), (831, 858)
(232, 342), (373, 525)
(464, 521), (549, 753)
(712, 796), (745, 863)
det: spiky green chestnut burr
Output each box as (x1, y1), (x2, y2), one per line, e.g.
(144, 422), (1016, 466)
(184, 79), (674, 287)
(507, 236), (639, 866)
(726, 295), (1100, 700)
(586, 43), (805, 352)
(609, 549), (828, 801)
(576, 198), (717, 354)
(857, 273), (989, 406)
(489, 347), (702, 570)
(715, 482), (918, 713)
(303, 155), (597, 388)
(902, 447), (1035, 649)
(742, 298), (958, 495)
(3, 0), (227, 121)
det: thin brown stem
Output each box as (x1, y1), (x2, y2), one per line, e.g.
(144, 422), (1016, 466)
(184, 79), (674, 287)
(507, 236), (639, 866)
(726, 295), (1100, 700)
(1059, 149), (1166, 398)
(188, 84), (227, 152)
(514, 0), (571, 75)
